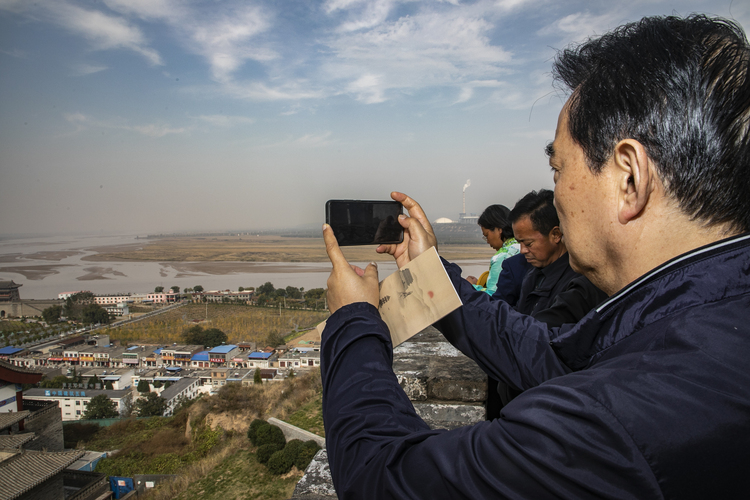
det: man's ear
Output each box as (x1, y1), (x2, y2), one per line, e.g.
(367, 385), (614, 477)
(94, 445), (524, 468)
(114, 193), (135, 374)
(549, 226), (563, 244)
(613, 139), (654, 224)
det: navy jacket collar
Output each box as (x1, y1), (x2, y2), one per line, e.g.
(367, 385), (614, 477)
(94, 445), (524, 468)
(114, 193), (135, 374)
(551, 233), (750, 371)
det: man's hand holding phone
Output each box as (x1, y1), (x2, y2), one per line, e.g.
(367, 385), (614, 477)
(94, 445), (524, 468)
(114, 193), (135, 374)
(323, 224), (380, 314)
(376, 192), (438, 269)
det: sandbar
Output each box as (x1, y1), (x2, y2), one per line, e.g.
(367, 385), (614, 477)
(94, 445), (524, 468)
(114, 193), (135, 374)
(0, 265), (70, 280)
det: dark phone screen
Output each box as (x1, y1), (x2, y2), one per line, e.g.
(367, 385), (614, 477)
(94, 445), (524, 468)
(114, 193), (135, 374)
(326, 200), (404, 246)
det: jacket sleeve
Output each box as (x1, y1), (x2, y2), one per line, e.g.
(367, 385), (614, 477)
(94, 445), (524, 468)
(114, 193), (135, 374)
(491, 253), (530, 306)
(534, 275), (609, 328)
(321, 303), (661, 500)
(433, 258), (572, 390)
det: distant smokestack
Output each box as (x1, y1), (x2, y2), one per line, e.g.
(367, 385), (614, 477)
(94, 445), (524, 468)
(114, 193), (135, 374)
(462, 179), (471, 214)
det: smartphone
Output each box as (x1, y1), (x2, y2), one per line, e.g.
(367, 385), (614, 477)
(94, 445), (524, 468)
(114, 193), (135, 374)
(326, 199), (404, 246)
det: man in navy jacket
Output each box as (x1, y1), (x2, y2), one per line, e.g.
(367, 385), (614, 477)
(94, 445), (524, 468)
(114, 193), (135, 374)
(321, 15), (750, 499)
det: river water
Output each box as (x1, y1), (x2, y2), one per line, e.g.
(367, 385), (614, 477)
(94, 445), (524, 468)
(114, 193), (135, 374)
(0, 233), (488, 300)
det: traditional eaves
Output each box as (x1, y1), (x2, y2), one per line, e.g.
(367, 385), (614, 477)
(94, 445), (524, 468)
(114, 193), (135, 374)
(0, 449), (84, 500)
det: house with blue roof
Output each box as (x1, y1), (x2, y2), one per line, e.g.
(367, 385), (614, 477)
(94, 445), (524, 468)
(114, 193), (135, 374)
(191, 351), (210, 368)
(207, 345), (238, 366)
(0, 347), (24, 359)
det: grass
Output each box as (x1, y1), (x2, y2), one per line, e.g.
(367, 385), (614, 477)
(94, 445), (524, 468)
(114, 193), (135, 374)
(104, 303), (329, 346)
(284, 391), (324, 438)
(172, 447), (302, 500)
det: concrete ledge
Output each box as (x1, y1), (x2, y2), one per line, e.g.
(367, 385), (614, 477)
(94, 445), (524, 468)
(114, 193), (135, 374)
(268, 418), (326, 448)
(413, 402), (485, 430)
(393, 327), (487, 403)
(291, 449), (337, 500)
(291, 325), (489, 498)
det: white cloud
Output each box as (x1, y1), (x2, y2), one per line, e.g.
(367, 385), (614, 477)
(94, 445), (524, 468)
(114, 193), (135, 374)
(64, 112), (187, 137)
(539, 10), (625, 45)
(337, 0), (398, 32)
(322, 9), (513, 102)
(256, 131), (335, 150)
(454, 79), (504, 103)
(346, 74), (387, 103)
(197, 115), (255, 127)
(0, 47), (28, 58)
(71, 63), (108, 76)
(105, 0), (276, 82)
(1, 0), (163, 66)
(295, 132), (334, 147)
(102, 0), (182, 20)
(131, 124), (187, 137)
(222, 81), (325, 101)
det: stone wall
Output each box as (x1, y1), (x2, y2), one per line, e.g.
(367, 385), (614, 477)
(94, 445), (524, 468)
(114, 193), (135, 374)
(291, 325), (487, 499)
(0, 299), (63, 319)
(23, 400), (64, 451)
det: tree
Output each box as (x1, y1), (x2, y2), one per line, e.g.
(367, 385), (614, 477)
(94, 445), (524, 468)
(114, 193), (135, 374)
(134, 392), (166, 417)
(257, 282), (275, 296)
(254, 368), (262, 384)
(104, 381), (114, 390)
(285, 286), (302, 299)
(170, 286), (180, 293)
(42, 305), (62, 324)
(265, 331), (285, 348)
(183, 325), (227, 347)
(137, 379), (150, 393)
(63, 293), (103, 323)
(193, 285), (204, 293)
(87, 374), (101, 389)
(238, 287), (244, 292)
(80, 304), (110, 325)
(154, 286), (164, 293)
(304, 288), (327, 309)
(82, 394), (119, 419)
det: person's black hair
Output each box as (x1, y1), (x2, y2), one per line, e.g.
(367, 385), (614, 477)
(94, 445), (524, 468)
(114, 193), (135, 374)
(509, 189), (558, 236)
(551, 14), (750, 233)
(477, 205), (513, 240)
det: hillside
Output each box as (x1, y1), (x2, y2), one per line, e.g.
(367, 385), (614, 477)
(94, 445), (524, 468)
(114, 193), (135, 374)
(67, 369), (324, 500)
(104, 303), (329, 346)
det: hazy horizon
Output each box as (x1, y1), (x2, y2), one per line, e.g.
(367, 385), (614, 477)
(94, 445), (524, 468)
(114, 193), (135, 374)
(2, 0), (747, 237)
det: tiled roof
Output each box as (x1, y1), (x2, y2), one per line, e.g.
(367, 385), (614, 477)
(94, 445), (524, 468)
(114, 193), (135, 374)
(0, 360), (40, 374)
(0, 433), (35, 449)
(0, 449), (84, 500)
(0, 411), (30, 432)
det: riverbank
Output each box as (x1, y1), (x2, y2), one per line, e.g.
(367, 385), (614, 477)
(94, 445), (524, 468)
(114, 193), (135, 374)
(82, 235), (490, 263)
(0, 234), (493, 299)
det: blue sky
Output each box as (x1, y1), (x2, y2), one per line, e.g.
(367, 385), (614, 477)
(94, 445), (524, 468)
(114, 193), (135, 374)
(1, 0), (747, 235)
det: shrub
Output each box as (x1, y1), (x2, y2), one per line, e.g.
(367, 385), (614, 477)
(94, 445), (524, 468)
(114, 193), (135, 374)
(247, 419), (268, 446)
(255, 423), (285, 448)
(282, 439), (304, 462)
(256, 442), (284, 464)
(295, 440), (322, 471)
(266, 449), (293, 475)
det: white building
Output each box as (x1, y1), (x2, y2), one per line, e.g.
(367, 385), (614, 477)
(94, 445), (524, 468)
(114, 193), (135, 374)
(24, 388), (132, 421)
